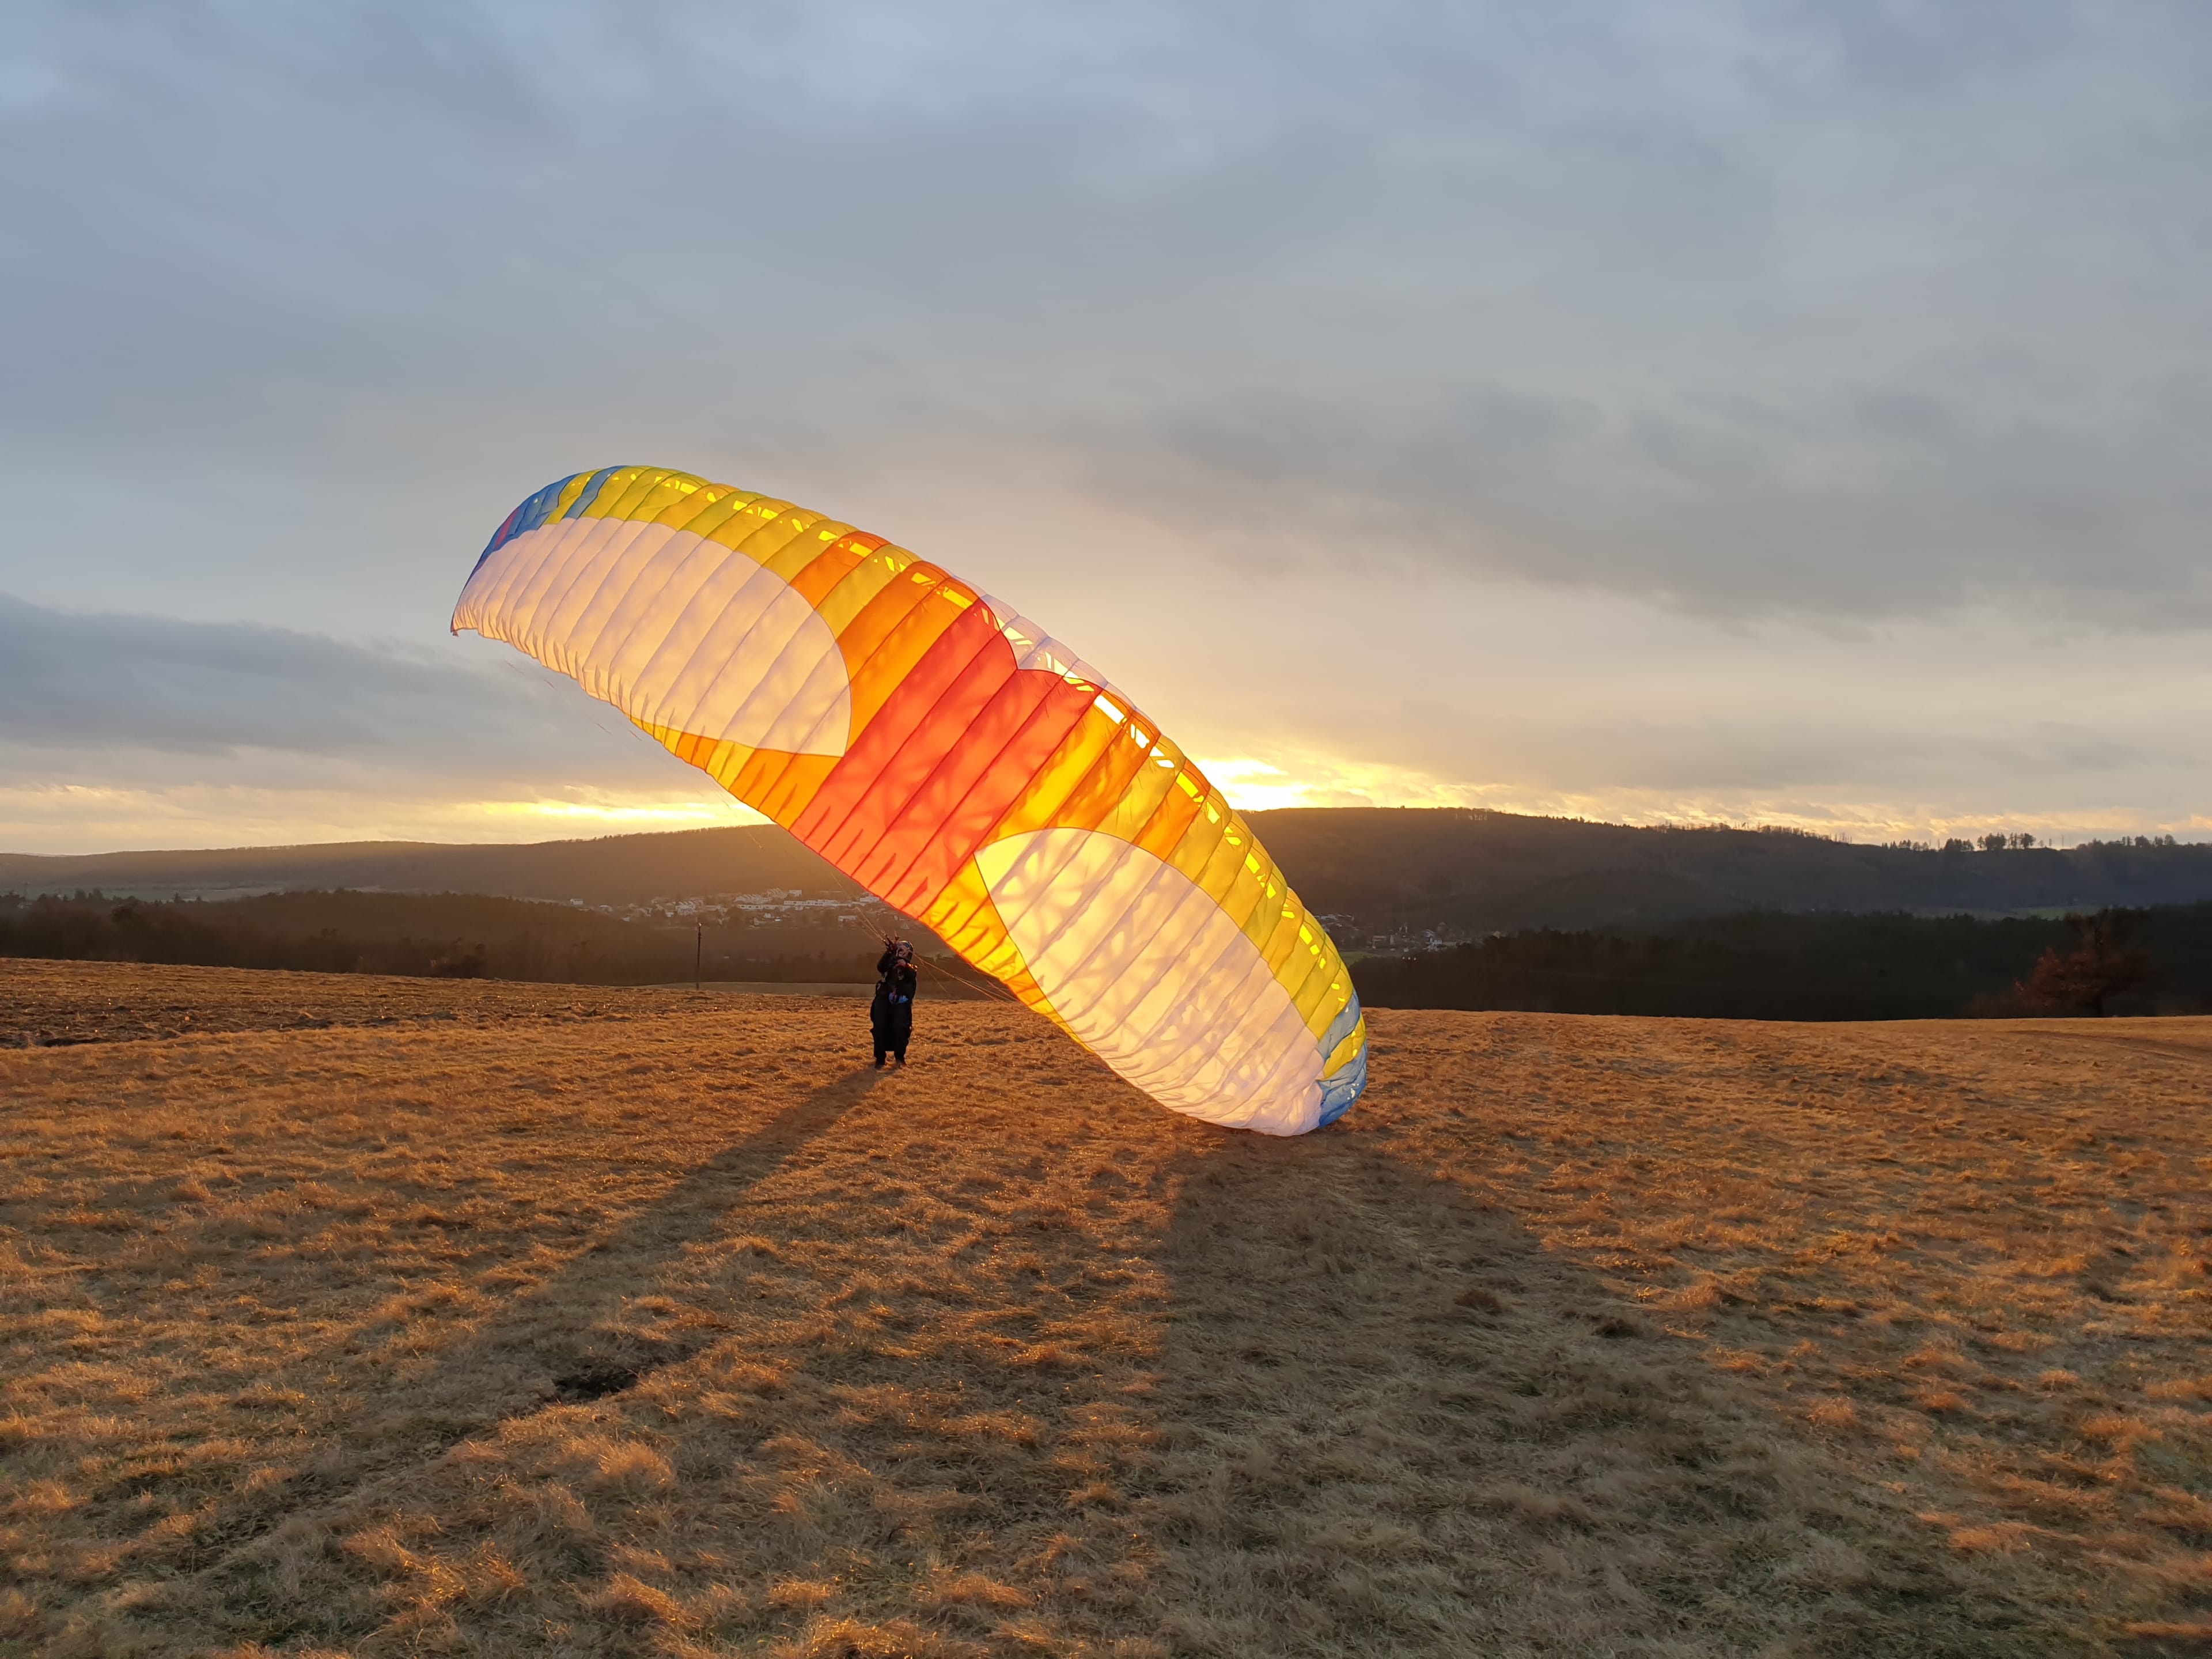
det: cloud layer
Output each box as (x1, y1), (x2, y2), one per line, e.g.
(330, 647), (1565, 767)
(2, 2), (2208, 846)
(0, 596), (677, 774)
(0, 596), (753, 851)
(4, 591), (2204, 855)
(10, 3), (2211, 620)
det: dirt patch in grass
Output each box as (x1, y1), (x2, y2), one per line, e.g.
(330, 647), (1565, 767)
(2, 960), (2207, 1655)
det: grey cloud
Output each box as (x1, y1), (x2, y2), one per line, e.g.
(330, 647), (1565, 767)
(0, 594), (672, 787)
(1072, 364), (2212, 622)
(3, 1), (2210, 632)
(1262, 691), (2196, 814)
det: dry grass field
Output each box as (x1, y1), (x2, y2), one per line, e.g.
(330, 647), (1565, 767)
(4, 959), (2210, 1657)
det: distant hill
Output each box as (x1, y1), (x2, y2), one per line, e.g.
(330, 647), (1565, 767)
(0, 825), (858, 906)
(0, 888), (987, 990)
(1247, 809), (2212, 940)
(8, 809), (2212, 935)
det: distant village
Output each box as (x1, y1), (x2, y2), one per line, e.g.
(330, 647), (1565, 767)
(572, 893), (1441, 954)
(571, 889), (901, 931)
(581, 894), (1438, 953)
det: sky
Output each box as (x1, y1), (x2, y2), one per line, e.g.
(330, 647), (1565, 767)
(5, 1), (2209, 854)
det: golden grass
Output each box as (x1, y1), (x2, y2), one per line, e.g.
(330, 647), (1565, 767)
(3, 959), (2209, 1656)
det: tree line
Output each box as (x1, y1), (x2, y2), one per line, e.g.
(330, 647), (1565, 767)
(0, 890), (880, 986)
(6, 888), (2202, 1020)
(1351, 906), (2206, 1021)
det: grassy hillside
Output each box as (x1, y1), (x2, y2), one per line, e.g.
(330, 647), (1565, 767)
(5, 961), (2209, 1654)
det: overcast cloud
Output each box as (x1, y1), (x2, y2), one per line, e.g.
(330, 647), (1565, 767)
(0, 596), (661, 774)
(0, 596), (733, 852)
(3, 1), (2208, 849)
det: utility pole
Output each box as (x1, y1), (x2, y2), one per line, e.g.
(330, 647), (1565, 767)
(695, 919), (703, 992)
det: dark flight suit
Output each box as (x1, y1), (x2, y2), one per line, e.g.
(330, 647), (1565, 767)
(872, 949), (916, 1065)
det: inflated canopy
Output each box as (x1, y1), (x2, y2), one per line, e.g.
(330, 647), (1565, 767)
(453, 467), (1366, 1134)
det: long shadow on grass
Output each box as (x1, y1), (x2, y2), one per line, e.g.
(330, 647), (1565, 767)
(1140, 1126), (2067, 1659)
(175, 1062), (885, 1584)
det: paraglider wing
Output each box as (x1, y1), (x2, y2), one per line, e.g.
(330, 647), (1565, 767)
(452, 467), (1367, 1134)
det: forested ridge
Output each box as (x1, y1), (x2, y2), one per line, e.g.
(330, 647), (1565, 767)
(0, 891), (880, 986)
(1354, 904), (2212, 1020)
(8, 887), (2209, 1021)
(9, 810), (2211, 935)
(1249, 809), (2212, 939)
